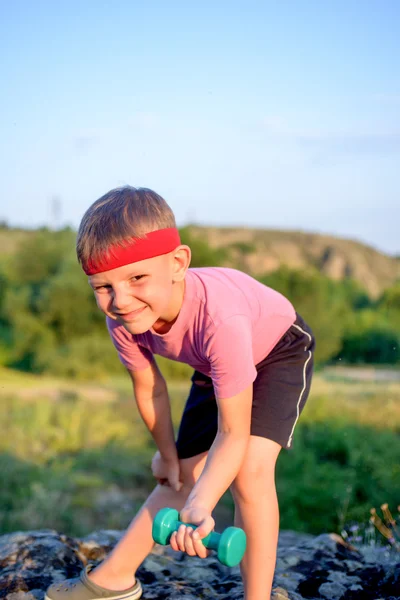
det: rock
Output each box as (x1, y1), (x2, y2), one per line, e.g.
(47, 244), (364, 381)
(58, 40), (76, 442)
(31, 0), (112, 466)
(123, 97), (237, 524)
(0, 529), (398, 599)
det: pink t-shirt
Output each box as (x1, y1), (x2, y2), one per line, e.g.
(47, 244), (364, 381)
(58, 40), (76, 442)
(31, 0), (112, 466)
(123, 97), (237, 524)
(107, 267), (296, 399)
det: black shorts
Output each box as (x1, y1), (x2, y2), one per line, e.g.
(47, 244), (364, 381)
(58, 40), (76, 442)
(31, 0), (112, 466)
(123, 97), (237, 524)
(176, 313), (315, 459)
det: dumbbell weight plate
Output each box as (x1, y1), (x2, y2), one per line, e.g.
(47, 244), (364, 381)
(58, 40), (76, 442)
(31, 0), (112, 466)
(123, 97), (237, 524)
(152, 507), (180, 545)
(218, 526), (247, 567)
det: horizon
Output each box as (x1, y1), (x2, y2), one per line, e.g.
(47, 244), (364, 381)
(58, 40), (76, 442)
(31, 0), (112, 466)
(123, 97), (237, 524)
(1, 1), (399, 255)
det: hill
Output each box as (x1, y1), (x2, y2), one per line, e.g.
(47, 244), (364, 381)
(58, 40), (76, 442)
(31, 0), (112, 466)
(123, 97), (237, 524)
(186, 225), (400, 298)
(0, 224), (399, 298)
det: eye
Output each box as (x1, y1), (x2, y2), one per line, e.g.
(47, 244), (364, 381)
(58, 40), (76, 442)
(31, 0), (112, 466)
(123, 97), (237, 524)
(130, 275), (145, 283)
(94, 284), (112, 291)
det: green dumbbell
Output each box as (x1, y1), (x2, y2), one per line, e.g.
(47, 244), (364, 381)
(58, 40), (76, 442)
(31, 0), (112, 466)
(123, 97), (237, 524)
(152, 507), (246, 567)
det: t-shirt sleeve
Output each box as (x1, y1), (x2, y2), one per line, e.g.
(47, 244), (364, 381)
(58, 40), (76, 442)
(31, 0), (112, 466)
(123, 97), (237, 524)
(106, 316), (154, 371)
(205, 314), (257, 399)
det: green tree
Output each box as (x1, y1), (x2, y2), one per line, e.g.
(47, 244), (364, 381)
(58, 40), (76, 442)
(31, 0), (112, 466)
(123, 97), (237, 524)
(377, 282), (400, 330)
(37, 255), (104, 344)
(7, 229), (75, 287)
(1, 228), (108, 374)
(2, 284), (55, 371)
(259, 267), (354, 364)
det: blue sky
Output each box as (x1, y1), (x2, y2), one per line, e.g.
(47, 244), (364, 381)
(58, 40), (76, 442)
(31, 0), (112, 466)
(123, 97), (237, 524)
(1, 0), (399, 254)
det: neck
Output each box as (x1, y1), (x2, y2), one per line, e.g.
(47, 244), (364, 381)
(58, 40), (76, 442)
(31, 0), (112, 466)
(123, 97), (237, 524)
(152, 279), (185, 334)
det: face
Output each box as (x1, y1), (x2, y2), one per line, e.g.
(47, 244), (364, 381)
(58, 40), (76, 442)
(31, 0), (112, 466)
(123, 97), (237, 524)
(88, 250), (188, 335)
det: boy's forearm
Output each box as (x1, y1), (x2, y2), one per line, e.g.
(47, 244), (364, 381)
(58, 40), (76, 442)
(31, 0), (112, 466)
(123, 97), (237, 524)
(135, 389), (177, 460)
(186, 431), (249, 511)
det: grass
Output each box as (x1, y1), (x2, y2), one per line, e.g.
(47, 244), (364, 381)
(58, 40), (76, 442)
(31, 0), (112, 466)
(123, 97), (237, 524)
(0, 366), (399, 540)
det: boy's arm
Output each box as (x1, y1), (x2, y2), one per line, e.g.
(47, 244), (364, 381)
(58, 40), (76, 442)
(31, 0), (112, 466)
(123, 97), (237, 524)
(185, 383), (253, 513)
(128, 361), (178, 462)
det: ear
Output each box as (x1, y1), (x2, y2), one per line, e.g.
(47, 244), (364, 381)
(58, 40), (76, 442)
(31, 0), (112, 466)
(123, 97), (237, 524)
(171, 245), (191, 282)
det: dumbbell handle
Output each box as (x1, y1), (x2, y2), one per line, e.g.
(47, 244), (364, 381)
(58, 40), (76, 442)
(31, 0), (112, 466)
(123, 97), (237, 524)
(166, 517), (220, 550)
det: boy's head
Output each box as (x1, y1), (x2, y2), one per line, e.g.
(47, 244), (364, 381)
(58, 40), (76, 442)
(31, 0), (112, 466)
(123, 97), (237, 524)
(77, 186), (190, 334)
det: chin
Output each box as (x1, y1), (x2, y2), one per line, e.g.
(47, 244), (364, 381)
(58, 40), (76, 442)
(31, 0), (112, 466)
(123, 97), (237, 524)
(122, 321), (152, 335)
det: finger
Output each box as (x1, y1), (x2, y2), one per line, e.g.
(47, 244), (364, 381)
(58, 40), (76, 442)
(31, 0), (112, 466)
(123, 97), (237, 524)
(169, 475), (183, 492)
(169, 531), (179, 552)
(192, 516), (215, 540)
(183, 527), (196, 556)
(175, 524), (187, 552)
(192, 533), (210, 559)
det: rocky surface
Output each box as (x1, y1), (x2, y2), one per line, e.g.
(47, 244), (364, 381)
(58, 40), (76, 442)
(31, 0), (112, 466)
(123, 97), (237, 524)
(0, 529), (398, 600)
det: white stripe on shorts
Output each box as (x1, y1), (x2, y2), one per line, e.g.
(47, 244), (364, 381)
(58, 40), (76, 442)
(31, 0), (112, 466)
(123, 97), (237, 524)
(287, 324), (313, 448)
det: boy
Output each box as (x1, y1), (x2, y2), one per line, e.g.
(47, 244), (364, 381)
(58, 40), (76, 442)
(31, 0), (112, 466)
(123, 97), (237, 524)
(45, 186), (315, 600)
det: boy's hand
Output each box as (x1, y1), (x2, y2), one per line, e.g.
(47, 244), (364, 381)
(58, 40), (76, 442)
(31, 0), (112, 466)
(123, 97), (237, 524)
(151, 451), (183, 492)
(170, 505), (214, 559)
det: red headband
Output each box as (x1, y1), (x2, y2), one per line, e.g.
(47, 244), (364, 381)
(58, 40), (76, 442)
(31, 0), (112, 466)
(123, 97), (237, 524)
(83, 228), (181, 275)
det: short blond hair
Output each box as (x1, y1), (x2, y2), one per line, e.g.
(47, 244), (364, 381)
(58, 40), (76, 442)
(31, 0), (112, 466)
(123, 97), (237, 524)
(76, 186), (176, 268)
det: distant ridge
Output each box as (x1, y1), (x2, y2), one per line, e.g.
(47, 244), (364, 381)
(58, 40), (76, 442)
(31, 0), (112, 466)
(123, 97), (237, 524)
(0, 225), (398, 298)
(186, 225), (400, 298)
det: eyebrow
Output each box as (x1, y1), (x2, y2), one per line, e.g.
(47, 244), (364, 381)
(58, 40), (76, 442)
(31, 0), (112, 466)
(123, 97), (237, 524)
(89, 270), (147, 287)
(88, 279), (109, 288)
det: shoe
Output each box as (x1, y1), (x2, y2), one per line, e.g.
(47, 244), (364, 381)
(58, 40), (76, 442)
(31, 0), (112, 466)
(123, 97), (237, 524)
(45, 565), (142, 600)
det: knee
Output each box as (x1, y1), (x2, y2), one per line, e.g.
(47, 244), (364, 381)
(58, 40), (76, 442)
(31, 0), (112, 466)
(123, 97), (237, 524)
(231, 463), (276, 504)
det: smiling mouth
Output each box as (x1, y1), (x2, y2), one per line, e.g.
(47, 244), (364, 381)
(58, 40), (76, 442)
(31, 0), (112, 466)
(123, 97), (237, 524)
(116, 307), (147, 321)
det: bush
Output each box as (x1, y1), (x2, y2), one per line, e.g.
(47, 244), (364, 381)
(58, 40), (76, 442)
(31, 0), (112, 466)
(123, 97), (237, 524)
(36, 334), (126, 380)
(276, 422), (400, 534)
(335, 310), (400, 364)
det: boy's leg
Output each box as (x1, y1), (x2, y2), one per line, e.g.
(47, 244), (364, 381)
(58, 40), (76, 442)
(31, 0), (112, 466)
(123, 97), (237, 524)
(89, 451), (208, 590)
(230, 436), (282, 600)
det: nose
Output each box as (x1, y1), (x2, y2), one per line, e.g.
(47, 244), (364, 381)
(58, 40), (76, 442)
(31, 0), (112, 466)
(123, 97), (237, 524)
(111, 285), (134, 312)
